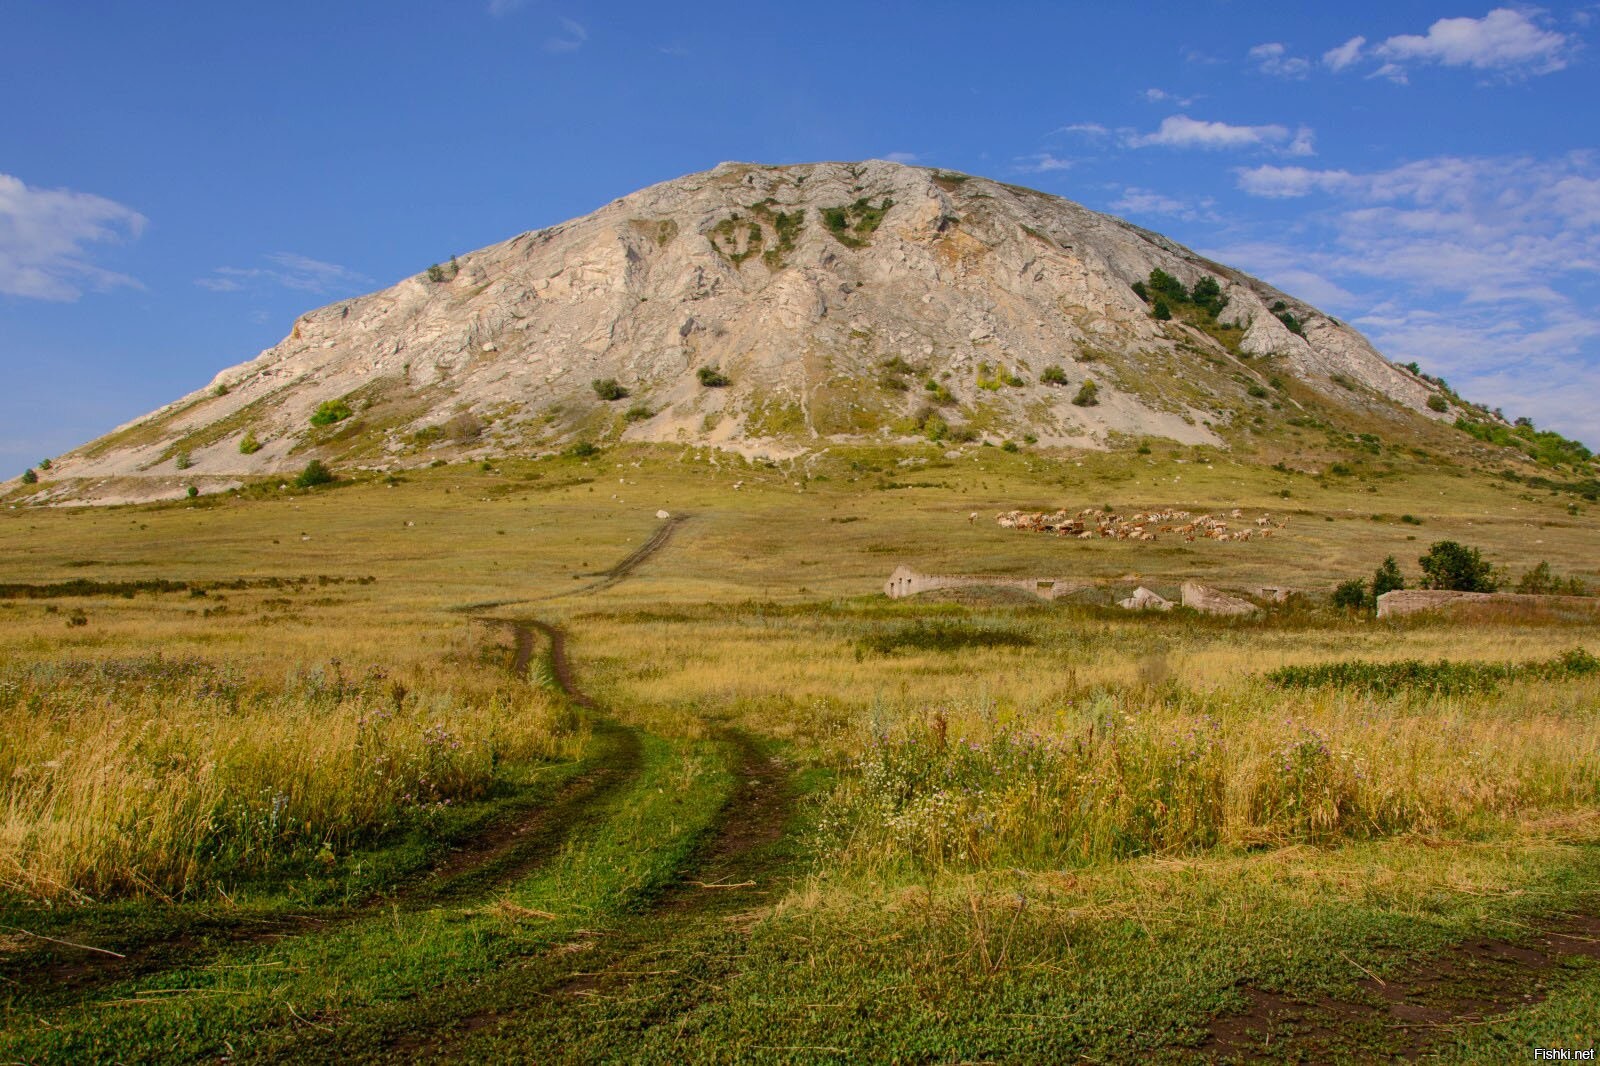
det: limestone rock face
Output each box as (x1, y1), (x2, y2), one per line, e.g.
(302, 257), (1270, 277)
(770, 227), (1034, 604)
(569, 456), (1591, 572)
(45, 160), (1456, 495)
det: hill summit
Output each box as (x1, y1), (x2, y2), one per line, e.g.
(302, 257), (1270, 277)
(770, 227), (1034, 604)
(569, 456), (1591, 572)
(36, 160), (1466, 498)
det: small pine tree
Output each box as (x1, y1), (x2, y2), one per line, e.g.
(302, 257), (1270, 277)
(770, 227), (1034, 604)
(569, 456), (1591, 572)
(1152, 299), (1172, 321)
(20, 468), (38, 484)
(1371, 556), (1404, 601)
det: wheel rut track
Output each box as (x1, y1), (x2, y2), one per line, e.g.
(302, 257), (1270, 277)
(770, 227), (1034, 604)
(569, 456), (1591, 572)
(457, 513), (690, 611)
(379, 726), (796, 1062)
(1203, 911), (1600, 1062)
(5, 617), (637, 1012)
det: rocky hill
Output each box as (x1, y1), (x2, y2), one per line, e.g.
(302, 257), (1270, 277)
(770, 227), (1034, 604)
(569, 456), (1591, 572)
(24, 160), (1472, 501)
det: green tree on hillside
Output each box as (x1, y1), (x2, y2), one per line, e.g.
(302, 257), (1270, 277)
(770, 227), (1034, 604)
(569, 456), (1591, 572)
(1418, 541), (1496, 593)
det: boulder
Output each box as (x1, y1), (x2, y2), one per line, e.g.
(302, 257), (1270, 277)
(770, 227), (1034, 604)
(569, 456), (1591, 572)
(1181, 581), (1259, 616)
(655, 509), (671, 519)
(1118, 586), (1173, 611)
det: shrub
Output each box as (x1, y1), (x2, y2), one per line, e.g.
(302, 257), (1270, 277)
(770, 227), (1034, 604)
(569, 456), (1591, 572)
(1148, 268), (1187, 303)
(1246, 383), (1268, 398)
(213, 383), (230, 397)
(697, 366), (730, 388)
(591, 378), (629, 401)
(923, 379), (955, 405)
(1371, 556), (1404, 600)
(1268, 649), (1600, 697)
(294, 460), (335, 489)
(1426, 394), (1449, 412)
(1331, 579), (1368, 611)
(37, 458), (51, 470)
(1040, 365), (1068, 386)
(1189, 276), (1227, 316)
(1130, 280), (1149, 302)
(186, 486), (199, 499)
(1152, 299), (1172, 321)
(623, 404), (653, 422)
(948, 425), (979, 443)
(1515, 561), (1590, 596)
(239, 431), (263, 455)
(1001, 440), (1019, 453)
(1418, 540), (1496, 593)
(564, 441), (600, 459)
(1072, 380), (1100, 407)
(445, 412), (484, 442)
(426, 264), (446, 283)
(174, 450), (194, 470)
(310, 400), (352, 427)
(20, 468), (38, 484)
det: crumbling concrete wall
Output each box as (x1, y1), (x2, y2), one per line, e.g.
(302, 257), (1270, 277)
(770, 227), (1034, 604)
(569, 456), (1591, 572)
(883, 565), (1086, 601)
(1376, 589), (1600, 618)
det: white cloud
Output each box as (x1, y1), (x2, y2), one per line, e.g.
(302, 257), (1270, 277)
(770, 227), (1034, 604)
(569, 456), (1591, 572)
(545, 16), (587, 53)
(1059, 122), (1109, 138)
(1109, 186), (1216, 222)
(1249, 42), (1311, 78)
(1013, 153), (1074, 173)
(1322, 35), (1367, 71)
(1126, 115), (1292, 151)
(1140, 88), (1197, 107)
(0, 173), (146, 301)
(195, 252), (369, 296)
(1375, 8), (1574, 77)
(881, 152), (920, 164)
(1235, 165), (1359, 198)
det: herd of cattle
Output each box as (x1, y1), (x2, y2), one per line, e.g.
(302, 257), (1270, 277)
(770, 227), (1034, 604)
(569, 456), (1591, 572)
(993, 507), (1287, 543)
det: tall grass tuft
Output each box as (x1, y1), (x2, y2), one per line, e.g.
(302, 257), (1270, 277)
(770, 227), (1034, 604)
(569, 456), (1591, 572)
(0, 656), (581, 902)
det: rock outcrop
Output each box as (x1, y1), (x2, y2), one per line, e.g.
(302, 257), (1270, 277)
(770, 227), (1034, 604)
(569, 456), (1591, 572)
(1181, 581), (1259, 616)
(1118, 587), (1174, 611)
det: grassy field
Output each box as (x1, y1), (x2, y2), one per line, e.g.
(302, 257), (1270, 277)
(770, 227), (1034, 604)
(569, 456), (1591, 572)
(1, 441), (1597, 1062)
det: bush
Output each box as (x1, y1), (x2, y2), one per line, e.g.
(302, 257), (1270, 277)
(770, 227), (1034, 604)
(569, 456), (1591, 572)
(186, 486), (199, 499)
(1001, 440), (1019, 453)
(1246, 383), (1268, 398)
(1040, 365), (1068, 386)
(1190, 276), (1227, 316)
(1426, 394), (1448, 412)
(1072, 380), (1100, 407)
(1148, 268), (1187, 303)
(1515, 561), (1590, 596)
(20, 468), (37, 484)
(1152, 299), (1172, 321)
(310, 400), (352, 427)
(697, 366), (730, 388)
(1418, 540), (1496, 593)
(564, 441), (600, 459)
(294, 460), (335, 489)
(213, 383), (230, 397)
(591, 378), (629, 401)
(1331, 579), (1369, 611)
(1371, 556), (1404, 600)
(174, 450), (194, 470)
(37, 458), (51, 470)
(239, 431), (263, 455)
(623, 404), (653, 422)
(445, 412), (484, 443)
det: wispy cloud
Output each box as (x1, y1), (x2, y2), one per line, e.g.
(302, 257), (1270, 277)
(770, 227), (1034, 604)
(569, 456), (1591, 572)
(1140, 88), (1197, 107)
(1012, 153), (1074, 174)
(0, 172), (146, 301)
(1322, 35), (1367, 71)
(1109, 186), (1216, 222)
(1125, 115), (1296, 151)
(486, 0), (528, 16)
(195, 252), (369, 296)
(1248, 42), (1311, 78)
(545, 16), (587, 53)
(881, 152), (921, 164)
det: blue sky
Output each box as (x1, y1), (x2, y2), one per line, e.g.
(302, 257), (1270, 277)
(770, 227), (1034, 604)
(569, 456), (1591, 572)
(3, 2), (1598, 472)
